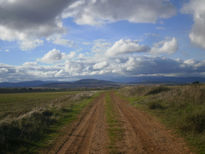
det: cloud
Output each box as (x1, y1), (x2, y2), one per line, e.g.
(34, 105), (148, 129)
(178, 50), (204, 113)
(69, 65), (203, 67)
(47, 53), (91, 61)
(0, 25), (44, 50)
(63, 0), (176, 25)
(0, 0), (74, 50)
(150, 37), (178, 54)
(47, 35), (75, 48)
(1, 56), (205, 82)
(39, 49), (66, 64)
(106, 39), (150, 57)
(182, 0), (205, 49)
(0, 67), (8, 74)
(39, 48), (78, 64)
(0, 0), (70, 36)
(92, 39), (112, 53)
(93, 61), (108, 70)
(104, 38), (177, 57)
(67, 51), (76, 59)
(1, 52), (205, 82)
(19, 39), (44, 51)
(0, 0), (176, 50)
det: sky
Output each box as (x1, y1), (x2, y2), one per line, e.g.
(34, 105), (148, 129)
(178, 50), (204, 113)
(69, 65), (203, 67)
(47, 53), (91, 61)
(0, 0), (205, 82)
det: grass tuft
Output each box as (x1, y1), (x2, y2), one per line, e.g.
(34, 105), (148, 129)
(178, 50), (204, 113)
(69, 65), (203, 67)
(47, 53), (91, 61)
(105, 92), (124, 154)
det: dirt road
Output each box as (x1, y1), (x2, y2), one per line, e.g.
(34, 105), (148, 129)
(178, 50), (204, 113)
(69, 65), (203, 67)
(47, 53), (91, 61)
(49, 92), (193, 154)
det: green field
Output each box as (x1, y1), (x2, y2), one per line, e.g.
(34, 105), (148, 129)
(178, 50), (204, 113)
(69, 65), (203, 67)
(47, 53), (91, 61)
(118, 84), (205, 154)
(0, 90), (99, 153)
(0, 92), (77, 118)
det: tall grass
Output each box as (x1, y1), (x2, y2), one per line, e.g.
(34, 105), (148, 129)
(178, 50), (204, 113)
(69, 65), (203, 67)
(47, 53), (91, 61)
(0, 91), (97, 153)
(119, 84), (205, 153)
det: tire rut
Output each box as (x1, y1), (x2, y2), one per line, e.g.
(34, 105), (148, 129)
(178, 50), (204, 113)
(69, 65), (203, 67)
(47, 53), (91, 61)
(56, 93), (108, 154)
(111, 92), (193, 154)
(50, 92), (193, 154)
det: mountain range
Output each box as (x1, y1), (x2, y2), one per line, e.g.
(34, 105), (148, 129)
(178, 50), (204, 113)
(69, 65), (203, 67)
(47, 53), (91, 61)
(0, 76), (204, 88)
(0, 79), (120, 88)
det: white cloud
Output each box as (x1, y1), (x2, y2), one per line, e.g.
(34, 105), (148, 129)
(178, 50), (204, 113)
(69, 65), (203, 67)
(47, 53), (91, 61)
(93, 61), (108, 69)
(92, 39), (111, 53)
(1, 56), (205, 82)
(19, 39), (44, 51)
(67, 51), (76, 59)
(0, 67), (8, 73)
(39, 49), (77, 64)
(0, 25), (44, 51)
(63, 0), (176, 25)
(106, 39), (149, 57)
(150, 37), (178, 54)
(182, 0), (205, 49)
(54, 38), (74, 47)
(40, 49), (66, 64)
(0, 0), (176, 51)
(0, 25), (24, 41)
(47, 35), (75, 48)
(184, 59), (195, 65)
(78, 53), (84, 59)
(65, 61), (85, 75)
(23, 62), (38, 67)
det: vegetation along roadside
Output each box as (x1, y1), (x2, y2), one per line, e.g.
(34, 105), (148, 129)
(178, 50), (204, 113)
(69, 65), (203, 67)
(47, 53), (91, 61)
(118, 84), (205, 154)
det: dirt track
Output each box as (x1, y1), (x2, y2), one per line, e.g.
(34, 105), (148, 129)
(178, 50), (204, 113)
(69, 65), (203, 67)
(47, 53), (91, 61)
(50, 92), (193, 154)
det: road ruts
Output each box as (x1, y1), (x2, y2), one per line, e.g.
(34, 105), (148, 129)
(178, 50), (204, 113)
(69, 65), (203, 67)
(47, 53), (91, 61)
(48, 92), (193, 154)
(56, 93), (108, 154)
(111, 92), (193, 154)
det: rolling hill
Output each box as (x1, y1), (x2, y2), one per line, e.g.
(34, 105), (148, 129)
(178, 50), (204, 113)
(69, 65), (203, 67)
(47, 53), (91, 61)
(0, 79), (120, 89)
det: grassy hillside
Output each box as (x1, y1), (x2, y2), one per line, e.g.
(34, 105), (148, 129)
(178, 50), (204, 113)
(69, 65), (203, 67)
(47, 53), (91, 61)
(0, 91), (98, 153)
(118, 84), (205, 154)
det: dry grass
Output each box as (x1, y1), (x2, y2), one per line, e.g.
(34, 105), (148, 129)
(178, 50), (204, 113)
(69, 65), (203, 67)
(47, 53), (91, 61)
(119, 84), (205, 153)
(0, 91), (97, 153)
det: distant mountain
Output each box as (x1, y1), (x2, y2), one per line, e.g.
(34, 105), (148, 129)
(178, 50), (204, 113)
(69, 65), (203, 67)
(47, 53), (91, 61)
(124, 76), (205, 84)
(0, 80), (54, 88)
(0, 79), (120, 88)
(1, 77), (204, 88)
(43, 79), (120, 88)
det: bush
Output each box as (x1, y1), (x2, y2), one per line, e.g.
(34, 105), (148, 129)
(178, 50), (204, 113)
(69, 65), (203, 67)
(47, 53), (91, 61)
(180, 110), (205, 133)
(42, 110), (53, 116)
(146, 86), (170, 95)
(61, 108), (72, 112)
(148, 102), (165, 110)
(0, 110), (57, 153)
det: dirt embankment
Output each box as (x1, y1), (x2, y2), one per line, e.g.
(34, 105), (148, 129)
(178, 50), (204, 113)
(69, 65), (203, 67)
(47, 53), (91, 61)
(48, 92), (193, 154)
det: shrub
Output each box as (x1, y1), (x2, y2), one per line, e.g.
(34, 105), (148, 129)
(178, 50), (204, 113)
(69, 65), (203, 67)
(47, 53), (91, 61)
(61, 108), (72, 112)
(146, 86), (170, 95)
(42, 110), (53, 117)
(180, 110), (205, 133)
(148, 101), (165, 110)
(0, 110), (57, 153)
